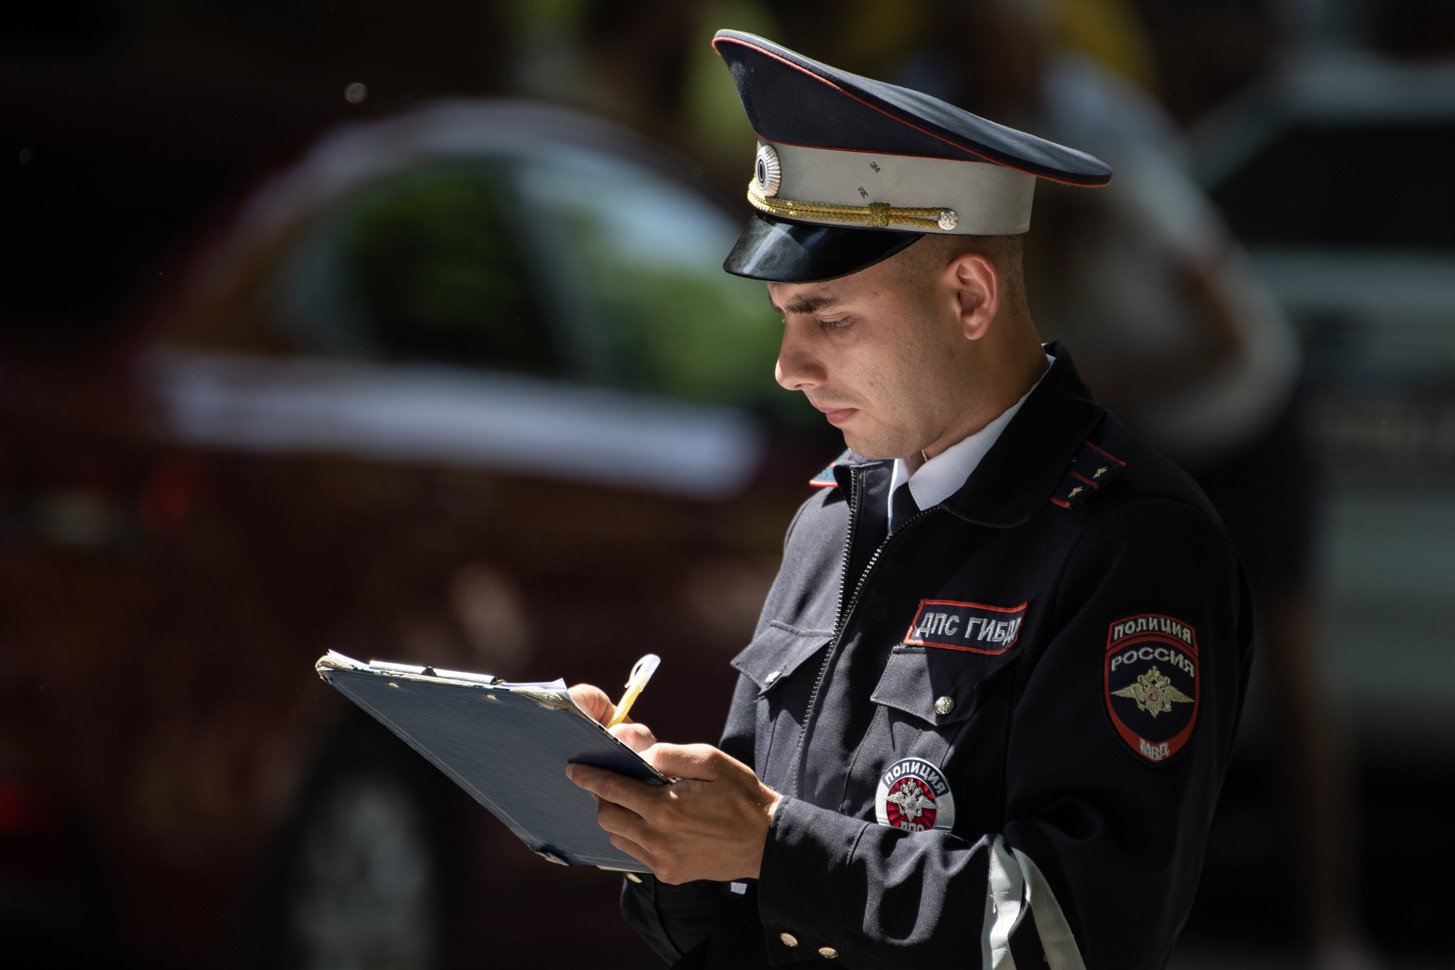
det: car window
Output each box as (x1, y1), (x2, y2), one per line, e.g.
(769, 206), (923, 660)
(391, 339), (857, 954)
(509, 149), (785, 411)
(270, 160), (563, 376)
(1210, 121), (1455, 249)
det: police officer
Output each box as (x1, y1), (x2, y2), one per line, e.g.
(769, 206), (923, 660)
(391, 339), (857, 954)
(567, 30), (1252, 969)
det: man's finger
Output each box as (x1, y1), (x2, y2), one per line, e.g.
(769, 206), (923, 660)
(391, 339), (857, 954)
(609, 722), (657, 752)
(606, 832), (654, 870)
(594, 796), (653, 843)
(644, 742), (734, 780)
(566, 762), (661, 815)
(567, 683), (617, 725)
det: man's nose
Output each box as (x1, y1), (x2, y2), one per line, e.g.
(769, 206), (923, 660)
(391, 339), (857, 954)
(775, 325), (825, 391)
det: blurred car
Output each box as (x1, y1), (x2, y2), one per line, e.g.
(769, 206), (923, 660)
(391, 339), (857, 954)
(0, 100), (829, 968)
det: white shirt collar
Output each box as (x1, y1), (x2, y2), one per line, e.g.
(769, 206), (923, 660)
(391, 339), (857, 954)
(890, 353), (1053, 513)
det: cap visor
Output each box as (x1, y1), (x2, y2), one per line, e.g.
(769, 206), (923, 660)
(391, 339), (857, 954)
(723, 212), (922, 283)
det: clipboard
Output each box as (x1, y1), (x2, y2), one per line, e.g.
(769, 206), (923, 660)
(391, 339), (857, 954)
(315, 651), (666, 872)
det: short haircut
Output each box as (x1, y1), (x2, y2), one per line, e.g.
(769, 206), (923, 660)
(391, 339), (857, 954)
(896, 233), (1026, 315)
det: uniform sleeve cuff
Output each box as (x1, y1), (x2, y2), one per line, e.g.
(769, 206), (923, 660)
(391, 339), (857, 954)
(620, 874), (720, 964)
(757, 796), (868, 962)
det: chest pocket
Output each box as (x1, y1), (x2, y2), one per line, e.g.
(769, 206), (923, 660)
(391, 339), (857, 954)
(730, 621), (830, 694)
(870, 645), (1020, 730)
(731, 622), (830, 785)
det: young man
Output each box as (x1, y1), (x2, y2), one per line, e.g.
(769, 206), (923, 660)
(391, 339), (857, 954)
(567, 30), (1252, 969)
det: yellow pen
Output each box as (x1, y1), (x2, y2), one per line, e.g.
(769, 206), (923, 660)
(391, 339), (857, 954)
(605, 653), (660, 728)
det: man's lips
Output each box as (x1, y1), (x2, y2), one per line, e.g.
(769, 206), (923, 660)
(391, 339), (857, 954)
(813, 403), (859, 426)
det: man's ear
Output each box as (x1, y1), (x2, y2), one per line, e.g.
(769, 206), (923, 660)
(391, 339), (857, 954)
(948, 251), (1000, 341)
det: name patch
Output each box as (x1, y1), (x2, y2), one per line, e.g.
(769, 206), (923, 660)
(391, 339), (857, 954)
(1104, 613), (1199, 765)
(904, 599), (1028, 655)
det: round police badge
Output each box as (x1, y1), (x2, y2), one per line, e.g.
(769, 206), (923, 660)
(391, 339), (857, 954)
(874, 758), (955, 832)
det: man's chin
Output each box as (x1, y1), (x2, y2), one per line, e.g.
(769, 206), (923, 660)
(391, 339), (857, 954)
(839, 431), (899, 462)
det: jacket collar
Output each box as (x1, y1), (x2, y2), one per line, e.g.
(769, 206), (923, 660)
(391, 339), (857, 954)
(825, 343), (1105, 526)
(939, 342), (1105, 528)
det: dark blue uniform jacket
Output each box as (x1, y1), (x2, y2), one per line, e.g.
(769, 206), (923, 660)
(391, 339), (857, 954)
(624, 345), (1253, 969)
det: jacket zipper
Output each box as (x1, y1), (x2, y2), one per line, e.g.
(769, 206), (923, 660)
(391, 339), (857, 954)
(785, 467), (858, 798)
(786, 468), (934, 798)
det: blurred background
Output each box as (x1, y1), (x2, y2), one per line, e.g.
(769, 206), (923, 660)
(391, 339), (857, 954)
(2, 1), (1452, 968)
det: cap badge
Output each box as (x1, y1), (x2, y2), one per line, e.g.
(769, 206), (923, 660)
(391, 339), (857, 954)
(874, 757), (955, 832)
(754, 143), (782, 198)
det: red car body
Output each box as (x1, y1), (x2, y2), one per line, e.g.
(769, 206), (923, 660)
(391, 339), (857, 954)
(0, 101), (825, 968)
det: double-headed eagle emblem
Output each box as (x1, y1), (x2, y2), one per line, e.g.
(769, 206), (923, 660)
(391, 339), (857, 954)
(885, 782), (932, 823)
(1111, 666), (1193, 717)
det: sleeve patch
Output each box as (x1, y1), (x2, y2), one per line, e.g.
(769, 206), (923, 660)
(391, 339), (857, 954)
(1104, 614), (1199, 765)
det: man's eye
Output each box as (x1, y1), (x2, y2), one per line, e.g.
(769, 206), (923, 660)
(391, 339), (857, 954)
(820, 317), (850, 331)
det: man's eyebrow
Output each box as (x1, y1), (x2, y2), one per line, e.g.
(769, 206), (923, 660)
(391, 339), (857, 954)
(769, 292), (844, 315)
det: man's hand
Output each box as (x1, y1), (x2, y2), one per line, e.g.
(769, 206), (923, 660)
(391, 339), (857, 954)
(566, 743), (782, 885)
(566, 683), (780, 882)
(567, 682), (656, 752)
